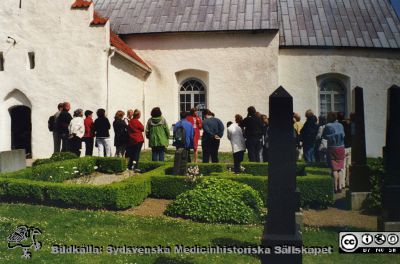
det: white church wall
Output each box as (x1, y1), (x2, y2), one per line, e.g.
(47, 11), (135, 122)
(105, 53), (147, 154)
(124, 32), (279, 151)
(0, 0), (109, 158)
(279, 48), (400, 157)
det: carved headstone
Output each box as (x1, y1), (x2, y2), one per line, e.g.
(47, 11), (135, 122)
(350, 87), (371, 192)
(262, 87), (302, 264)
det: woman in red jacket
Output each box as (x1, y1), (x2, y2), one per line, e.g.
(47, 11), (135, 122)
(127, 109), (144, 170)
(186, 108), (203, 163)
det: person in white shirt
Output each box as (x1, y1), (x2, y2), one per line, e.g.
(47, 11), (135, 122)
(68, 109), (85, 156)
(227, 117), (246, 174)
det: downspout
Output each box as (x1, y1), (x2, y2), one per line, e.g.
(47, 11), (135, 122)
(107, 47), (116, 116)
(142, 77), (147, 150)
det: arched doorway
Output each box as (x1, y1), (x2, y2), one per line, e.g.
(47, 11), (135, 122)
(9, 106), (32, 158)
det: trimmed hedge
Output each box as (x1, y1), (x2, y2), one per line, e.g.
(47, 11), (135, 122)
(305, 167), (331, 176)
(0, 159), (165, 210)
(150, 175), (195, 199)
(164, 163), (226, 175)
(239, 162), (307, 176)
(96, 157), (126, 173)
(32, 152), (78, 166)
(0, 158), (333, 210)
(163, 162), (308, 176)
(0, 168), (32, 180)
(31, 157), (97, 182)
(0, 176), (151, 210)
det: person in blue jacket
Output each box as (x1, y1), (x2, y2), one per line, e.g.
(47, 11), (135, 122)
(173, 111), (195, 161)
(202, 109), (224, 163)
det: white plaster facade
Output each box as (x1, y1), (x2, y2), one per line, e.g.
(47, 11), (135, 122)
(279, 49), (400, 157)
(124, 32), (280, 151)
(0, 0), (147, 158)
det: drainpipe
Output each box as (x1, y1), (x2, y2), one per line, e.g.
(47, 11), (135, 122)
(107, 47), (116, 116)
(142, 77), (146, 150)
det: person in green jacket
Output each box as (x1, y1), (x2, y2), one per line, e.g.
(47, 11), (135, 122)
(145, 107), (170, 161)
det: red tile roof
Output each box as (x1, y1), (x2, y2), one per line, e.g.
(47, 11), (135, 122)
(71, 1), (150, 71)
(71, 0), (92, 9)
(110, 31), (150, 69)
(91, 11), (108, 25)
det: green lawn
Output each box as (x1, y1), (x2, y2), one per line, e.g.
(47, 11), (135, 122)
(1, 203), (398, 264)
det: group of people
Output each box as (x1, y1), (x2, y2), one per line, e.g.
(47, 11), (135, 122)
(294, 110), (353, 193)
(50, 103), (207, 170)
(173, 106), (271, 174)
(50, 103), (168, 170)
(49, 102), (352, 190)
(49, 102), (271, 172)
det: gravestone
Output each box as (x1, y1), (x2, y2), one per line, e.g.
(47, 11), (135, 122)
(173, 148), (188, 175)
(0, 149), (26, 173)
(350, 87), (371, 192)
(348, 87), (371, 210)
(261, 87), (302, 264)
(379, 85), (400, 231)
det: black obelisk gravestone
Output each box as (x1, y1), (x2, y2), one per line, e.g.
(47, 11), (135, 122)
(350, 87), (371, 192)
(379, 85), (400, 231)
(261, 87), (302, 264)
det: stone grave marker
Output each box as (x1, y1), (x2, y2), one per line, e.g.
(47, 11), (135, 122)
(0, 149), (26, 173)
(379, 85), (400, 231)
(349, 87), (371, 210)
(261, 86), (302, 264)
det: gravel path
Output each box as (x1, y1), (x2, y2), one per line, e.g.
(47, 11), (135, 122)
(121, 198), (172, 217)
(303, 207), (377, 230)
(122, 199), (378, 230)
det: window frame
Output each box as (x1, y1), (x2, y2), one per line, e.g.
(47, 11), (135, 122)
(318, 77), (348, 117)
(179, 78), (207, 114)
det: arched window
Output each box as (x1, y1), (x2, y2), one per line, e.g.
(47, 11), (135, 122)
(319, 79), (347, 117)
(179, 79), (206, 112)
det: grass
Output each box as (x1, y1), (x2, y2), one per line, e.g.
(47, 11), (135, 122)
(1, 203), (398, 264)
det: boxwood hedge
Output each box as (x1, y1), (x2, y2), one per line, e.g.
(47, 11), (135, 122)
(0, 159), (333, 210)
(0, 157), (158, 210)
(151, 174), (333, 209)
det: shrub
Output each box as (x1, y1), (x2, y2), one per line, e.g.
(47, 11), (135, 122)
(96, 157), (126, 173)
(32, 152), (78, 166)
(165, 178), (263, 224)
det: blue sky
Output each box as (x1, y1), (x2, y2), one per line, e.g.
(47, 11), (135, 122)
(392, 0), (400, 17)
